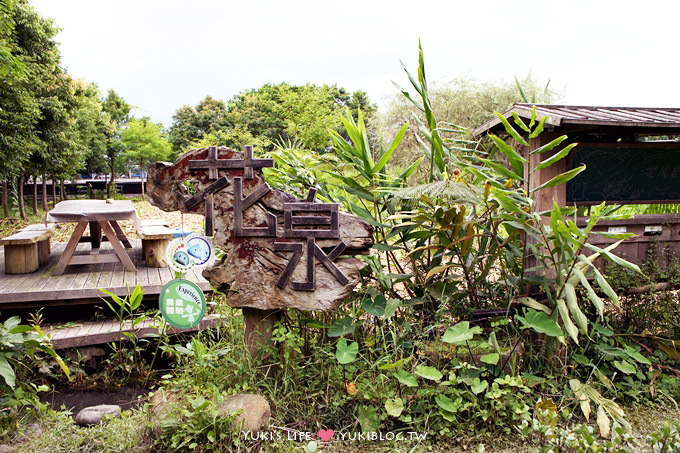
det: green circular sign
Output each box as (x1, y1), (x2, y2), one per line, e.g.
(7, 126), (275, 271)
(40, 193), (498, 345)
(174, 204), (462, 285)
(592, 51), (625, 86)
(159, 279), (206, 329)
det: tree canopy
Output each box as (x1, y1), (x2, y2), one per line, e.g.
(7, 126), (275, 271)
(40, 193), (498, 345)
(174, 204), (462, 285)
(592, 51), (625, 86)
(169, 83), (376, 155)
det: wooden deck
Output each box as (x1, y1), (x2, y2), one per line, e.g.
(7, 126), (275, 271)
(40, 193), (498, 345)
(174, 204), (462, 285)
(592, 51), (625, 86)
(44, 313), (226, 349)
(0, 239), (212, 309)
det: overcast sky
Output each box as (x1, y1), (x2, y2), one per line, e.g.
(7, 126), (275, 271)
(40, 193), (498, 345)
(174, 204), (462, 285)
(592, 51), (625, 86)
(29, 0), (680, 128)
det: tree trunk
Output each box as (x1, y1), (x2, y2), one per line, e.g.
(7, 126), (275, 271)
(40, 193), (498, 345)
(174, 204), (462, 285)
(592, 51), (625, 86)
(18, 172), (26, 221)
(32, 175), (38, 215)
(41, 170), (48, 213)
(2, 180), (8, 218)
(60, 179), (66, 201)
(51, 175), (57, 208)
(140, 158), (145, 200)
(108, 160), (115, 198)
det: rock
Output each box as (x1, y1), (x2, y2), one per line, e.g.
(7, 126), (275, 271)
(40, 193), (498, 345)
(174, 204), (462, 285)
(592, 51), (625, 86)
(74, 404), (121, 426)
(148, 390), (270, 433)
(216, 394), (271, 432)
(148, 388), (179, 422)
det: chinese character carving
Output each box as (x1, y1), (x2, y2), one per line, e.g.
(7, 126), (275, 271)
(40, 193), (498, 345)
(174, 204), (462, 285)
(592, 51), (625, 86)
(274, 189), (348, 291)
(189, 145), (274, 180)
(233, 177), (277, 237)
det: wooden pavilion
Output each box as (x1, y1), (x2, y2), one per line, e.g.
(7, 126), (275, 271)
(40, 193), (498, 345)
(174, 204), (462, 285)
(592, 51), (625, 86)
(473, 104), (680, 267)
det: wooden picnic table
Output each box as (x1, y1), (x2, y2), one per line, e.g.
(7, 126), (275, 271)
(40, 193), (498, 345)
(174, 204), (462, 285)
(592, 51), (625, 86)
(46, 200), (140, 275)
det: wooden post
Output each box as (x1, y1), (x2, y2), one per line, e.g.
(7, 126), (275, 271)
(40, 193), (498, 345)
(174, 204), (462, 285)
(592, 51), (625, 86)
(242, 307), (282, 373)
(528, 132), (567, 213)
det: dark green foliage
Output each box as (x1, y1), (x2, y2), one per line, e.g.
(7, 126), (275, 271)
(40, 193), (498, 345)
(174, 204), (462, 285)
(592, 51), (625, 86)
(168, 83), (377, 155)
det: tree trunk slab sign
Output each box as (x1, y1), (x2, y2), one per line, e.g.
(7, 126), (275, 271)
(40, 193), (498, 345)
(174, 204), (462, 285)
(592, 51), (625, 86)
(147, 146), (374, 312)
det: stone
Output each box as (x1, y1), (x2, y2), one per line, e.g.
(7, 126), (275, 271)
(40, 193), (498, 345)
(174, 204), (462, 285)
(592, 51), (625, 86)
(148, 388), (179, 422)
(148, 390), (270, 433)
(147, 147), (374, 312)
(74, 404), (121, 426)
(216, 393), (271, 432)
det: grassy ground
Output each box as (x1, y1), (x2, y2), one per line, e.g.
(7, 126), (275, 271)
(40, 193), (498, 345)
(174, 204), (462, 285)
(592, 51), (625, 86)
(6, 400), (678, 452)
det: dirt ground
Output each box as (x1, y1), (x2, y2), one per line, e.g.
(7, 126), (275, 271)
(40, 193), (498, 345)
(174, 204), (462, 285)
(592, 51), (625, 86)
(49, 199), (205, 242)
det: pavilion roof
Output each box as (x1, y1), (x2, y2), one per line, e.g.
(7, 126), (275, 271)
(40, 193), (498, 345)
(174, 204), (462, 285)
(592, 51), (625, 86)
(472, 104), (680, 137)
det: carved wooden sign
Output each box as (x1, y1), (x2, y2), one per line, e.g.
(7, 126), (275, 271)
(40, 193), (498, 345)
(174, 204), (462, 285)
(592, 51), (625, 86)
(147, 146), (374, 312)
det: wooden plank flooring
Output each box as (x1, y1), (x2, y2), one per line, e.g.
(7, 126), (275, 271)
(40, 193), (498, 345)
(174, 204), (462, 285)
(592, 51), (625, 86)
(0, 239), (212, 309)
(44, 313), (226, 349)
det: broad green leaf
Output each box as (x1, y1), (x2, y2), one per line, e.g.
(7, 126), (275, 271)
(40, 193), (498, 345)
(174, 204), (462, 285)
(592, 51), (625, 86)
(378, 359), (405, 370)
(414, 365), (443, 381)
(362, 295), (387, 317)
(478, 158), (523, 181)
(579, 256), (620, 306)
(480, 353), (500, 365)
(470, 377), (488, 395)
(300, 319), (329, 329)
(441, 321), (482, 345)
(328, 317), (361, 337)
(435, 394), (459, 413)
(584, 243), (641, 273)
(335, 338), (359, 364)
(385, 397), (404, 417)
(613, 360), (637, 375)
(530, 165), (586, 193)
(515, 308), (563, 337)
(0, 355), (15, 389)
(357, 405), (379, 434)
(394, 369), (418, 387)
(623, 345), (651, 365)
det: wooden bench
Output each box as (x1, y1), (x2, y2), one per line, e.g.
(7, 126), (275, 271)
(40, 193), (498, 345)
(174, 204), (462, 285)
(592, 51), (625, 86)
(1, 224), (54, 274)
(136, 224), (175, 268)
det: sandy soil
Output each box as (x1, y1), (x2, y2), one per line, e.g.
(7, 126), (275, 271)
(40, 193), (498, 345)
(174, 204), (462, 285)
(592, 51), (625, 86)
(50, 199), (205, 242)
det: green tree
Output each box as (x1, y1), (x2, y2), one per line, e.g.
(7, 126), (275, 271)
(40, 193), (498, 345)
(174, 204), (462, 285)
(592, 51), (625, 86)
(120, 118), (172, 199)
(168, 95), (230, 154)
(0, 0), (60, 219)
(226, 83), (375, 151)
(168, 84), (376, 155)
(101, 89), (131, 196)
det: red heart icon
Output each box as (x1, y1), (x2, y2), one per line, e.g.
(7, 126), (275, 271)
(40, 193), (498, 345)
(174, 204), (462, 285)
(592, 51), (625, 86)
(318, 429), (334, 441)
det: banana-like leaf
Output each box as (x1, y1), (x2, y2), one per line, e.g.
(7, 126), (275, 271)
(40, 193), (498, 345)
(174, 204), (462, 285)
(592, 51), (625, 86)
(557, 299), (579, 344)
(564, 283), (588, 333)
(584, 243), (641, 273)
(533, 143), (578, 172)
(496, 113), (528, 146)
(530, 135), (567, 154)
(569, 379), (591, 421)
(518, 296), (551, 315)
(530, 165), (586, 193)
(597, 405), (611, 438)
(578, 256), (621, 306)
(489, 134), (526, 177)
(528, 116), (548, 138)
(374, 123), (407, 173)
(572, 267), (604, 318)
